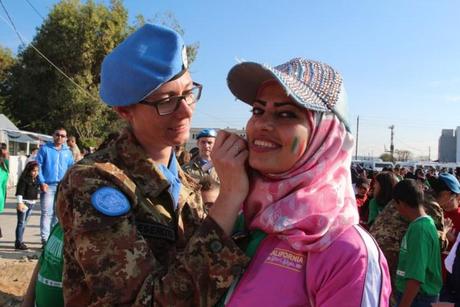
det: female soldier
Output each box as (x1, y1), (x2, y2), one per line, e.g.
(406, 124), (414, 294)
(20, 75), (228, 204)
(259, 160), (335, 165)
(56, 24), (249, 306)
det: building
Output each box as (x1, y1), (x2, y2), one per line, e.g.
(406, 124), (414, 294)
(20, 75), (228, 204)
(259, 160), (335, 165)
(438, 127), (460, 163)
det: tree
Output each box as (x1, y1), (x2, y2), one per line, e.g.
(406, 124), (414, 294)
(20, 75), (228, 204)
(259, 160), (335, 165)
(0, 46), (16, 117)
(379, 153), (393, 162)
(5, 0), (128, 147)
(3, 0), (198, 148)
(394, 150), (413, 162)
(135, 11), (199, 64)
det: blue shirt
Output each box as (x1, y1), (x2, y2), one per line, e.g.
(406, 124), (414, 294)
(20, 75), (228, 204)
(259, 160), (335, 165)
(36, 142), (74, 185)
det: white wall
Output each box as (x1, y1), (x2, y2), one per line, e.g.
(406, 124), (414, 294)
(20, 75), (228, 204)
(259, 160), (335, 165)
(7, 155), (28, 189)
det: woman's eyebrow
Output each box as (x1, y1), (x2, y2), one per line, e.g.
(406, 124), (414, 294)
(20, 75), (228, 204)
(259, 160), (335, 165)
(253, 99), (267, 105)
(253, 100), (292, 107)
(152, 84), (194, 98)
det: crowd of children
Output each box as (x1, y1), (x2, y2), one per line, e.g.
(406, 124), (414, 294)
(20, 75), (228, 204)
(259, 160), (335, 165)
(352, 164), (460, 306)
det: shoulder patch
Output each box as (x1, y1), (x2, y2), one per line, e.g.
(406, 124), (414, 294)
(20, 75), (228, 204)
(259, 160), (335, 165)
(91, 186), (131, 216)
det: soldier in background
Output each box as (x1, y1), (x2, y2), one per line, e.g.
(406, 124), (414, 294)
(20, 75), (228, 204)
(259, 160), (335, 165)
(56, 24), (249, 306)
(184, 128), (220, 183)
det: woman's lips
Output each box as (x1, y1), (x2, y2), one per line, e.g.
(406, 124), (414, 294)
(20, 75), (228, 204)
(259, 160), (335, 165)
(250, 139), (281, 153)
(169, 124), (189, 133)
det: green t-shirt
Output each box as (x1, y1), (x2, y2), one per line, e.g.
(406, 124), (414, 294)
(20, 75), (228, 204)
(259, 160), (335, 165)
(367, 198), (384, 226)
(35, 223), (64, 307)
(396, 215), (442, 295)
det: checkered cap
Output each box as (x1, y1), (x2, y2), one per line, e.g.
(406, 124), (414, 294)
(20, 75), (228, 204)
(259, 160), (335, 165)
(227, 58), (349, 129)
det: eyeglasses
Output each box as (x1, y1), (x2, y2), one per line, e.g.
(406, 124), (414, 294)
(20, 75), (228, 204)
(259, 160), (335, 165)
(54, 134), (67, 138)
(139, 82), (203, 116)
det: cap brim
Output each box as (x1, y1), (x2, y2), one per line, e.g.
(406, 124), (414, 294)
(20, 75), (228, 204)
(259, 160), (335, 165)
(227, 62), (276, 106)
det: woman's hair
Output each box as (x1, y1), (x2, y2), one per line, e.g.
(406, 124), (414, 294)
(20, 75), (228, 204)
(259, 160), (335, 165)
(374, 171), (399, 207)
(19, 161), (39, 182)
(0, 142), (7, 157)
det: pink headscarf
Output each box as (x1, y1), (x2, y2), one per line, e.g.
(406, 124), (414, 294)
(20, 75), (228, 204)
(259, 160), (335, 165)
(244, 111), (359, 252)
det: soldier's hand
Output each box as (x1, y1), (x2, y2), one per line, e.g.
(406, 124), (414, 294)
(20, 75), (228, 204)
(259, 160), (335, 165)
(208, 130), (249, 235)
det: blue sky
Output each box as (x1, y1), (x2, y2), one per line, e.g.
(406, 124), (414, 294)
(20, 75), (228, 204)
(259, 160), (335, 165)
(1, 0), (459, 160)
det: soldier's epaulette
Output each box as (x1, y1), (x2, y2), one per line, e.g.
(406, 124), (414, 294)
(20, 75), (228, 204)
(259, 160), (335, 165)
(135, 221), (176, 241)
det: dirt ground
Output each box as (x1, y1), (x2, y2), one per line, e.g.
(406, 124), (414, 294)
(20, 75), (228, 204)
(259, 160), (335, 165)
(0, 258), (37, 307)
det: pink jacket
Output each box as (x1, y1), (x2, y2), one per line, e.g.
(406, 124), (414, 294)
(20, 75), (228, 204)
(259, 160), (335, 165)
(226, 225), (391, 307)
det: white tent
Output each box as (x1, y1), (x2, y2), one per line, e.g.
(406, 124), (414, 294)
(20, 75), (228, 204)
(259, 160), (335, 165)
(0, 114), (52, 187)
(0, 114), (52, 156)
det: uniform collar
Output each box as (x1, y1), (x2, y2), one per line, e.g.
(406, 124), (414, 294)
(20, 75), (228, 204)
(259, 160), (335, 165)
(114, 128), (201, 208)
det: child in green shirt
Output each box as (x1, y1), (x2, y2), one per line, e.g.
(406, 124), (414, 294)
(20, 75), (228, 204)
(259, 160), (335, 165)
(393, 179), (442, 307)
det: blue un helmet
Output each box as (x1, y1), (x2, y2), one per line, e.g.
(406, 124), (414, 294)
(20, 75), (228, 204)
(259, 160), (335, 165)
(197, 128), (217, 139)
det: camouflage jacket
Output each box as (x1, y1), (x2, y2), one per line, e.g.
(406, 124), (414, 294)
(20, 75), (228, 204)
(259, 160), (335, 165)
(183, 156), (220, 184)
(370, 197), (447, 288)
(56, 129), (248, 306)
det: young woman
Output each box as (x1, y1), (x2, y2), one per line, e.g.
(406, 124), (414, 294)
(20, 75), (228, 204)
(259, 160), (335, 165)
(15, 161), (40, 250)
(214, 58), (391, 306)
(367, 171), (399, 226)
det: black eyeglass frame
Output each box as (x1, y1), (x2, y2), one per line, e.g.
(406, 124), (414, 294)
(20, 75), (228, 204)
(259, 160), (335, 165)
(139, 82), (203, 116)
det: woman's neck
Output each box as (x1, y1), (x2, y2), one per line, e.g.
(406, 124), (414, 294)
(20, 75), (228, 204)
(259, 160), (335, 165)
(145, 146), (171, 166)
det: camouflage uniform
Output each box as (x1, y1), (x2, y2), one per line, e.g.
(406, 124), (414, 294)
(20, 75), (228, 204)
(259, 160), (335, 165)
(370, 197), (447, 294)
(183, 156), (220, 183)
(56, 128), (248, 306)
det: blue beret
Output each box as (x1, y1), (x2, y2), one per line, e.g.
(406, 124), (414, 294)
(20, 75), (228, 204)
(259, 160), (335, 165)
(439, 173), (460, 194)
(100, 24), (188, 106)
(197, 128), (217, 139)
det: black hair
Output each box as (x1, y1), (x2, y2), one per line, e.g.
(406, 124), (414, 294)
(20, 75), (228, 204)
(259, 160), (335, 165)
(374, 171), (399, 208)
(393, 179), (424, 208)
(19, 161), (39, 182)
(355, 177), (370, 189)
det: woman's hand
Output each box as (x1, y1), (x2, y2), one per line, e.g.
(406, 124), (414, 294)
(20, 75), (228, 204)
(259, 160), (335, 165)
(208, 130), (249, 235)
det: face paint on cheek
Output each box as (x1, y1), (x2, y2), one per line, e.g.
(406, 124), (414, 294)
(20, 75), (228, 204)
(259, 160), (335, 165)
(290, 137), (299, 153)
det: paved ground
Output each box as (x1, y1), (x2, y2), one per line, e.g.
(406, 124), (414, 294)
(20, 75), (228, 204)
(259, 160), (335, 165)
(0, 189), (40, 306)
(0, 188), (42, 260)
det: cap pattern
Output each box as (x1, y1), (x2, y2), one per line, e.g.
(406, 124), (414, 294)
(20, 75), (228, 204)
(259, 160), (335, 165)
(265, 58), (343, 112)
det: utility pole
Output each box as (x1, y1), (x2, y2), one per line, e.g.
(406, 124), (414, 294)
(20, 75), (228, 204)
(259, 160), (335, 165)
(389, 125), (395, 162)
(355, 116), (359, 160)
(428, 146), (431, 161)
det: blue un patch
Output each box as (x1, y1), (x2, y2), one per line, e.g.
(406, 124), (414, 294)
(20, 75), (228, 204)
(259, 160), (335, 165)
(91, 186), (130, 216)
